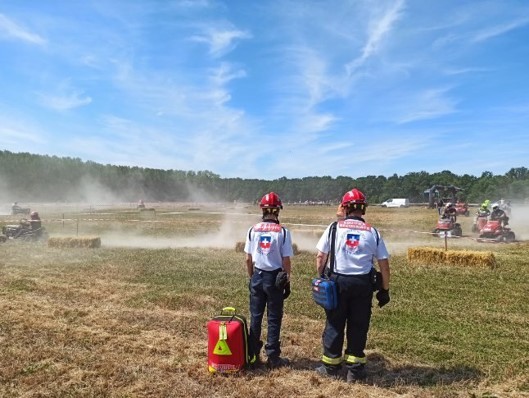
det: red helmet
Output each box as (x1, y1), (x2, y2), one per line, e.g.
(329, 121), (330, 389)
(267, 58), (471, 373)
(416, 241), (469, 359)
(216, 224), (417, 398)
(260, 192), (283, 209)
(341, 189), (367, 215)
(341, 189), (367, 206)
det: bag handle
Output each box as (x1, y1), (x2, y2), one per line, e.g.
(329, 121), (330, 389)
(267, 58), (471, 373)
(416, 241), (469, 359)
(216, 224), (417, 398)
(322, 222), (337, 278)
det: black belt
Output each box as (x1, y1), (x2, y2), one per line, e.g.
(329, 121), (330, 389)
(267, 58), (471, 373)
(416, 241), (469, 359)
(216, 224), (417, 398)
(254, 267), (281, 274)
(332, 272), (371, 280)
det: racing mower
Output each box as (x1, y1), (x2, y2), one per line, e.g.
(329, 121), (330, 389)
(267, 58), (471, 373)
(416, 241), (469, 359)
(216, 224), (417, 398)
(432, 216), (462, 237)
(478, 220), (515, 243)
(455, 202), (470, 217)
(471, 212), (489, 233)
(11, 205), (31, 215)
(1, 223), (48, 242)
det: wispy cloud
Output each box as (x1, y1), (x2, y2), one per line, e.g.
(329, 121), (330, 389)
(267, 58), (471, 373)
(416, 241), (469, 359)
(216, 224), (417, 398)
(471, 17), (529, 43)
(392, 88), (459, 124)
(0, 13), (46, 45)
(37, 82), (92, 111)
(190, 26), (251, 57)
(1, 1), (528, 179)
(0, 114), (46, 145)
(345, 0), (406, 75)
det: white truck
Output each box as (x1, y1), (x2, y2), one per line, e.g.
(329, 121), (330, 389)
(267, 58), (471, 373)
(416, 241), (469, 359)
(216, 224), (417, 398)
(381, 198), (410, 208)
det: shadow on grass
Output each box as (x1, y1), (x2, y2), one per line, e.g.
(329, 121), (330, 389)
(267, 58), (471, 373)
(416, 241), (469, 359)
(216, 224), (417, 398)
(285, 353), (482, 387)
(366, 353), (483, 387)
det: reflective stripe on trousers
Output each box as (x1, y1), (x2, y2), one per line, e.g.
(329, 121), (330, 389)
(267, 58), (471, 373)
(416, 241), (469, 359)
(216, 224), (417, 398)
(321, 273), (373, 364)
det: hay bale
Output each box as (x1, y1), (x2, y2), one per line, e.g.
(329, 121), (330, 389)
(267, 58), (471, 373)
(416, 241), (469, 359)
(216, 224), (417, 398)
(235, 241), (245, 252)
(408, 247), (445, 264)
(445, 250), (496, 268)
(407, 247), (495, 268)
(48, 236), (101, 249)
(292, 243), (300, 255)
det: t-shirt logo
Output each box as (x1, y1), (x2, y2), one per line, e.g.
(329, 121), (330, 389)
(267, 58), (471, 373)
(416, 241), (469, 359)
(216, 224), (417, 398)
(346, 233), (360, 248)
(259, 234), (272, 254)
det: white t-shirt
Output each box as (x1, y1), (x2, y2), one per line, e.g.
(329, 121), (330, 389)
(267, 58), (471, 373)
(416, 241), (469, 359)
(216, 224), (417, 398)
(244, 221), (294, 271)
(316, 218), (389, 275)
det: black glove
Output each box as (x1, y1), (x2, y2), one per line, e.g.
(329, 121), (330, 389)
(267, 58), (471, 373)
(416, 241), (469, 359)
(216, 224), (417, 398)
(376, 288), (390, 308)
(275, 271), (288, 290)
(283, 281), (291, 299)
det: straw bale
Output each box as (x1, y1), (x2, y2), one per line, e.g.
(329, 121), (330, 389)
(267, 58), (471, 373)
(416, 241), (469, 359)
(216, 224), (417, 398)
(235, 241), (245, 252)
(407, 247), (495, 268)
(48, 236), (101, 249)
(292, 243), (300, 255)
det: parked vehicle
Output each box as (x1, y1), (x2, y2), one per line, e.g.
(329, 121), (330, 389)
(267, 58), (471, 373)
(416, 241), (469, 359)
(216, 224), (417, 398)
(380, 198), (409, 208)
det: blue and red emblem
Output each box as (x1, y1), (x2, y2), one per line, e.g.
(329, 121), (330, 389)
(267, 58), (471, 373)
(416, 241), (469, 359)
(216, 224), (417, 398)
(346, 233), (360, 249)
(259, 234), (272, 253)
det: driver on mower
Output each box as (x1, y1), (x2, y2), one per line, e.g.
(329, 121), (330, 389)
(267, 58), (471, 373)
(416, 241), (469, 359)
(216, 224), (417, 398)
(490, 205), (509, 227)
(9, 211), (42, 239)
(476, 203), (490, 218)
(442, 202), (457, 222)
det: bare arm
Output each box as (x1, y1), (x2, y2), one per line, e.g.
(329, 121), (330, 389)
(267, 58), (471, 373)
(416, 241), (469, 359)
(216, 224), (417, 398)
(282, 256), (291, 280)
(316, 251), (328, 276)
(245, 254), (253, 278)
(377, 258), (390, 290)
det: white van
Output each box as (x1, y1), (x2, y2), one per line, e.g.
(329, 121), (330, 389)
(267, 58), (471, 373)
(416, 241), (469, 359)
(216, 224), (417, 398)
(381, 198), (409, 208)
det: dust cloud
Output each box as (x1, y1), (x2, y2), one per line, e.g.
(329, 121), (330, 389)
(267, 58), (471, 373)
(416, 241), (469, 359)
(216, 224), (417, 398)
(508, 204), (529, 241)
(101, 207), (254, 250)
(99, 202), (526, 253)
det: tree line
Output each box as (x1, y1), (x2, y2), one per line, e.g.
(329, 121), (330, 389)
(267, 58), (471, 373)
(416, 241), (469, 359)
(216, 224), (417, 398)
(1, 150), (528, 205)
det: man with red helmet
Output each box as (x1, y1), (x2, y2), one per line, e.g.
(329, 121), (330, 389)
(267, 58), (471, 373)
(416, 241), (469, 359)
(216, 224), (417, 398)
(29, 211), (42, 230)
(244, 192), (294, 369)
(14, 211), (42, 238)
(315, 188), (391, 382)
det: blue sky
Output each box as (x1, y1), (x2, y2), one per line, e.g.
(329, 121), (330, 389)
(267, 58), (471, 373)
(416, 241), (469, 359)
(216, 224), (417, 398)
(1, 0), (528, 179)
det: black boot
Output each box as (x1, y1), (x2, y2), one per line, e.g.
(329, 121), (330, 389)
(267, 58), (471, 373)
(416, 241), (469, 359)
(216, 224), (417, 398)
(315, 364), (341, 378)
(266, 356), (290, 369)
(346, 363), (367, 383)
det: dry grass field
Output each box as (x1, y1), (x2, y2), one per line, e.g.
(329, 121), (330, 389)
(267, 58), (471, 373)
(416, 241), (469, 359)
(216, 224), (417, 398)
(1, 203), (528, 397)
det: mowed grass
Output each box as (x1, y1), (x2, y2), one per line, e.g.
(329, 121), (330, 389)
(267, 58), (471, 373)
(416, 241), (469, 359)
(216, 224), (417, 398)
(0, 204), (528, 397)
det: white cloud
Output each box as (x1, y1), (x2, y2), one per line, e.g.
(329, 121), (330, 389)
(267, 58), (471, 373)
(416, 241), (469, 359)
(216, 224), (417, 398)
(37, 89), (92, 111)
(190, 26), (251, 57)
(391, 88), (459, 124)
(345, 0), (406, 76)
(471, 17), (529, 43)
(0, 113), (46, 146)
(0, 13), (46, 45)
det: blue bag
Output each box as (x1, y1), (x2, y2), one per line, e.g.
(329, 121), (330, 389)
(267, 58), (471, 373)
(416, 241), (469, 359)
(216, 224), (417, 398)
(312, 221), (339, 310)
(311, 277), (337, 310)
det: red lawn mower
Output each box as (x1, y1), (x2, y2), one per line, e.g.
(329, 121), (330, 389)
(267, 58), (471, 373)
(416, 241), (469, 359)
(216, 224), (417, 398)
(455, 202), (470, 217)
(432, 216), (462, 237)
(478, 220), (515, 243)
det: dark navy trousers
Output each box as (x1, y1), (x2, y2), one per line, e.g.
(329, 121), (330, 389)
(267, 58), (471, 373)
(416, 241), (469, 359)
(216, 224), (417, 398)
(249, 268), (284, 360)
(322, 273), (373, 365)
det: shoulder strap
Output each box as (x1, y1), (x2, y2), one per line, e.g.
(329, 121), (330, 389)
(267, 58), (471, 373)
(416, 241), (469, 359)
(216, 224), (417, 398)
(372, 227), (380, 246)
(325, 222), (338, 277)
(248, 227), (253, 241)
